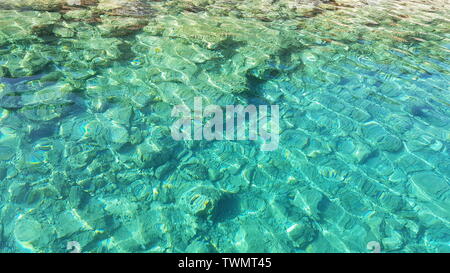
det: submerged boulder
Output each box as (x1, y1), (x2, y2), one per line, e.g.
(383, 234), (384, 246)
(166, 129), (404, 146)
(180, 185), (223, 218)
(95, 0), (153, 16)
(98, 16), (148, 37)
(0, 10), (61, 41)
(0, 0), (66, 11)
(14, 214), (52, 252)
(286, 217), (318, 248)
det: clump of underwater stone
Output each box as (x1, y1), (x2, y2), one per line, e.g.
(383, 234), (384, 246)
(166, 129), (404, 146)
(0, 10), (62, 42)
(181, 186), (223, 219)
(3, 50), (49, 78)
(292, 188), (325, 219)
(0, 127), (19, 161)
(0, 167), (6, 181)
(14, 215), (52, 252)
(0, 0), (66, 11)
(179, 162), (209, 181)
(63, 9), (95, 21)
(135, 126), (181, 169)
(53, 26), (76, 38)
(19, 82), (76, 121)
(141, 13), (306, 99)
(165, 0), (333, 21)
(95, 0), (153, 16)
(0, 68), (8, 78)
(62, 36), (124, 69)
(352, 142), (373, 164)
(0, 146), (15, 161)
(68, 185), (88, 208)
(185, 239), (215, 252)
(98, 16), (149, 37)
(286, 217), (317, 248)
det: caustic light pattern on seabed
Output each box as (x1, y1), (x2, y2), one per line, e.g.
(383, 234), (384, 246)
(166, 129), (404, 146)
(0, 0), (449, 253)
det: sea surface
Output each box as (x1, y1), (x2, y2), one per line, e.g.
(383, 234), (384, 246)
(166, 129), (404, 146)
(0, 0), (449, 252)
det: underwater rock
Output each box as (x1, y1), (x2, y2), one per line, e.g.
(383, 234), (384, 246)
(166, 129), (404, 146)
(166, 0), (333, 21)
(382, 234), (404, 252)
(96, 0), (153, 16)
(429, 140), (443, 152)
(218, 174), (250, 194)
(0, 0), (141, 14)
(98, 16), (148, 37)
(0, 126), (19, 149)
(234, 217), (288, 252)
(132, 34), (243, 104)
(4, 51), (49, 78)
(66, 143), (97, 169)
(59, 115), (90, 140)
(0, 0), (66, 11)
(207, 168), (224, 182)
(104, 105), (132, 126)
(0, 146), (15, 161)
(64, 36), (124, 69)
(102, 196), (139, 219)
(88, 97), (109, 113)
(143, 14), (238, 49)
(410, 104), (433, 118)
(68, 185), (88, 208)
(109, 124), (129, 144)
(386, 114), (413, 134)
(0, 92), (23, 110)
(54, 211), (84, 238)
(0, 10), (61, 41)
(22, 82), (75, 105)
(286, 217), (317, 248)
(141, 13), (306, 98)
(20, 103), (69, 122)
(180, 162), (209, 181)
(0, 68), (8, 78)
(185, 239), (214, 252)
(135, 127), (181, 168)
(423, 223), (450, 252)
(411, 172), (449, 198)
(0, 167), (6, 180)
(75, 198), (114, 232)
(378, 192), (404, 212)
(8, 182), (32, 204)
(155, 162), (176, 180)
(53, 26), (75, 38)
(14, 217), (42, 249)
(128, 126), (145, 145)
(406, 134), (443, 153)
(128, 180), (152, 201)
(0, 93), (22, 110)
(63, 9), (95, 21)
(14, 215), (51, 251)
(111, 224), (147, 252)
(396, 154), (432, 174)
(377, 134), (403, 153)
(292, 188), (325, 217)
(181, 185), (222, 218)
(335, 137), (356, 155)
(388, 169), (407, 184)
(361, 123), (403, 152)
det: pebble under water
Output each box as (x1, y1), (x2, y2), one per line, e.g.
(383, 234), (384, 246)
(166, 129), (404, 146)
(0, 0), (449, 253)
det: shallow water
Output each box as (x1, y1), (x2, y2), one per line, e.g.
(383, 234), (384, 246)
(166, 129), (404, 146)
(0, 0), (449, 253)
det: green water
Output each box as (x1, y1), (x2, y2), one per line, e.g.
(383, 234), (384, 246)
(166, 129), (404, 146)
(0, 0), (449, 253)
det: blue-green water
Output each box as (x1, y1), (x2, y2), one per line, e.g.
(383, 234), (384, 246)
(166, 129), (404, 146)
(0, 0), (449, 253)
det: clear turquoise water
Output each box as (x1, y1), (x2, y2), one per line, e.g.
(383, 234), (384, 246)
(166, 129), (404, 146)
(0, 1), (449, 253)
